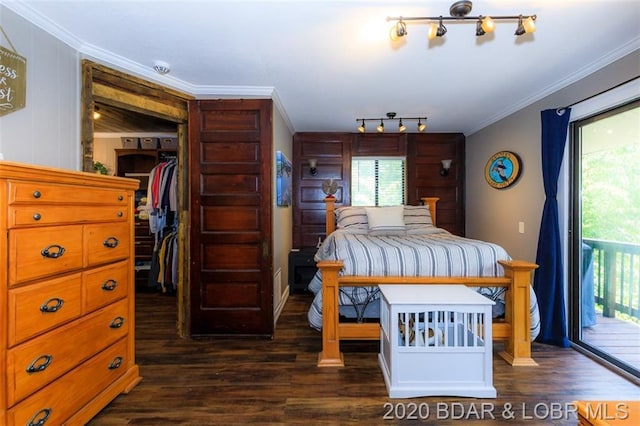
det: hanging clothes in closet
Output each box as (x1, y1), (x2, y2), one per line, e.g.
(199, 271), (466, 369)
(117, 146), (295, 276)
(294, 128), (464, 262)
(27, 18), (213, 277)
(143, 159), (178, 294)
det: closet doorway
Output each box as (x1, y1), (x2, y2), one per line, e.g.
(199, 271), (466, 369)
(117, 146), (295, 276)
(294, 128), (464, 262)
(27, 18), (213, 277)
(80, 60), (191, 336)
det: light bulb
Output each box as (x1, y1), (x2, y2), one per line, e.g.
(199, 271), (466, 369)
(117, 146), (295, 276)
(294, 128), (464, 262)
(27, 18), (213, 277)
(523, 16), (536, 33)
(427, 23), (439, 40)
(390, 21), (407, 41)
(481, 16), (495, 33)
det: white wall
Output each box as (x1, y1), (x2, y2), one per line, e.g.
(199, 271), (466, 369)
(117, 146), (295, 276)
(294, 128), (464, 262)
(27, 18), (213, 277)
(0, 6), (80, 169)
(466, 51), (640, 262)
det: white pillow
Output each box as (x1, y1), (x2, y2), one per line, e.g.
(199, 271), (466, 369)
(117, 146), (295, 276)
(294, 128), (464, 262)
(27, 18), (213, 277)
(365, 206), (405, 232)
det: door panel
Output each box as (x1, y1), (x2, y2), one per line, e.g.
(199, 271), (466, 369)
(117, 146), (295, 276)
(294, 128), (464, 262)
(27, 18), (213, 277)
(188, 99), (273, 336)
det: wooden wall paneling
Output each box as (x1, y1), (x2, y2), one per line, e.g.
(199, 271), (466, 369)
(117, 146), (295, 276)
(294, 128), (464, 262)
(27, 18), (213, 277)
(293, 133), (352, 248)
(407, 133), (465, 235)
(352, 133), (407, 156)
(292, 132), (464, 244)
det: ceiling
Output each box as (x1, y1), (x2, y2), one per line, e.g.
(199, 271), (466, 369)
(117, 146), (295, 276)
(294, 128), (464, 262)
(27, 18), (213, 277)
(6, 1), (640, 135)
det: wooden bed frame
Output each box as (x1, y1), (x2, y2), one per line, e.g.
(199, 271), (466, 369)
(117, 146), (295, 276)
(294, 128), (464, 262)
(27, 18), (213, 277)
(316, 196), (538, 367)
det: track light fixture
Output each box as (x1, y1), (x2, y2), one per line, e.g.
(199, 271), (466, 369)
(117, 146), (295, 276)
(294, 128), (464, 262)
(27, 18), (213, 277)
(357, 119), (366, 133)
(515, 15), (537, 36)
(390, 20), (407, 41)
(388, 1), (536, 42)
(427, 18), (447, 40)
(356, 112), (428, 134)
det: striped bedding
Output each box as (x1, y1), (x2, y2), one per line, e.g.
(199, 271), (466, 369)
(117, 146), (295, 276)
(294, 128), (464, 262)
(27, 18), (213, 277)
(307, 227), (540, 340)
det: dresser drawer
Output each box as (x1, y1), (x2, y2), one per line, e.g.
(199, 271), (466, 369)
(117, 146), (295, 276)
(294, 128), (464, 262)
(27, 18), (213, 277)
(8, 225), (83, 285)
(7, 180), (129, 205)
(6, 337), (129, 426)
(85, 222), (131, 266)
(8, 273), (83, 347)
(6, 299), (129, 406)
(8, 204), (128, 227)
(84, 260), (130, 312)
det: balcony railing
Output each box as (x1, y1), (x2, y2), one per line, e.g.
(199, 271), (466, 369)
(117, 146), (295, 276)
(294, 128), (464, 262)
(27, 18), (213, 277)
(583, 238), (640, 320)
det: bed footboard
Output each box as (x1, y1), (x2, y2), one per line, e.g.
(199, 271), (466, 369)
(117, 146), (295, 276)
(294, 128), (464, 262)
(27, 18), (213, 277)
(316, 260), (538, 367)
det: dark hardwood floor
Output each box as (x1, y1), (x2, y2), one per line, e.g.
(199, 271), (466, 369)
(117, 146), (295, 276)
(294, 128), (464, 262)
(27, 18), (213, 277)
(89, 292), (639, 425)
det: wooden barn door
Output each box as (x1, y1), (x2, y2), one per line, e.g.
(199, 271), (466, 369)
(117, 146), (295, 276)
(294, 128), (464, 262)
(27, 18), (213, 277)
(188, 99), (273, 336)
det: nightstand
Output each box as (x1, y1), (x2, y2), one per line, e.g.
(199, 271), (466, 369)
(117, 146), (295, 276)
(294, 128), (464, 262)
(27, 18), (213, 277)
(288, 248), (318, 294)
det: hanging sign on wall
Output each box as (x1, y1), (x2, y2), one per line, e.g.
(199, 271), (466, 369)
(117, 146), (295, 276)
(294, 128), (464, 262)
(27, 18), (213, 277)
(0, 27), (27, 117)
(484, 151), (522, 189)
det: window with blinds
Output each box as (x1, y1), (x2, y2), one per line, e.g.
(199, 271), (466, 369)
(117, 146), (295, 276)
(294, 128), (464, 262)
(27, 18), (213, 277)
(352, 157), (406, 206)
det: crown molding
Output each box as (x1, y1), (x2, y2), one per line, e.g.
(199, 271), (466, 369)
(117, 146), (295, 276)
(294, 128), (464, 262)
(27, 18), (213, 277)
(3, 0), (291, 115)
(2, 0), (83, 49)
(467, 36), (640, 135)
(271, 89), (295, 135)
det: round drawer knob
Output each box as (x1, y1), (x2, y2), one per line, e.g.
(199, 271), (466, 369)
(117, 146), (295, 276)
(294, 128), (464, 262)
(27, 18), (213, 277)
(118, 195), (124, 201)
(33, 213), (42, 221)
(117, 211), (123, 217)
(33, 190), (42, 199)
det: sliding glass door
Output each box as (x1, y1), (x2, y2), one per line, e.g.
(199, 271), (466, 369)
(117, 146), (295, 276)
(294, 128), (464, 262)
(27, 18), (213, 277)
(570, 99), (640, 378)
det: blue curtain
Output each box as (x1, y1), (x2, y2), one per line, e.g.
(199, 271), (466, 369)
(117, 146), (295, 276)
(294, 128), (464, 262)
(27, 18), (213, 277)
(533, 108), (571, 347)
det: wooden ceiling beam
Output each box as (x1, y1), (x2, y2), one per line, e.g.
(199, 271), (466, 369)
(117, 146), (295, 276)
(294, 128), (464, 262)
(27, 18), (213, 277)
(92, 82), (187, 122)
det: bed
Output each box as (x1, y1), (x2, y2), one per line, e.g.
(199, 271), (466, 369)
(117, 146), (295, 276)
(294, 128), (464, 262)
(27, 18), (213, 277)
(307, 197), (540, 367)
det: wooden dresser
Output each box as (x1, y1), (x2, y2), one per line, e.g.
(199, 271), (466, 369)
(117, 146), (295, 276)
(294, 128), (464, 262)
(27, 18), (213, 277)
(0, 161), (141, 425)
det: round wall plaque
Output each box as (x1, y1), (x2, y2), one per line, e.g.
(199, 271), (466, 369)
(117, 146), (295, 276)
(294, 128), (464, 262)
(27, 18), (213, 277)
(484, 151), (522, 189)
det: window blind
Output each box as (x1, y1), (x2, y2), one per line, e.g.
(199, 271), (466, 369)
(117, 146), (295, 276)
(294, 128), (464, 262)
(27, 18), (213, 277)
(352, 158), (405, 206)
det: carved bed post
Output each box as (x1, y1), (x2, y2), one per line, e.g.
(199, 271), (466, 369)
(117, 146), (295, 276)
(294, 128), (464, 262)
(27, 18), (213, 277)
(325, 196), (336, 236)
(317, 260), (345, 367)
(498, 260), (539, 366)
(420, 197), (439, 226)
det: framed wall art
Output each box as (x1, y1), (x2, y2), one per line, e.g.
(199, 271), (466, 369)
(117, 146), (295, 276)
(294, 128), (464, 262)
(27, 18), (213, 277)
(276, 151), (292, 206)
(484, 151), (522, 189)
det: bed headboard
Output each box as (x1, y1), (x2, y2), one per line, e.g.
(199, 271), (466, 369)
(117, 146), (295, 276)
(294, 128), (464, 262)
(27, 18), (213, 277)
(324, 196), (439, 236)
